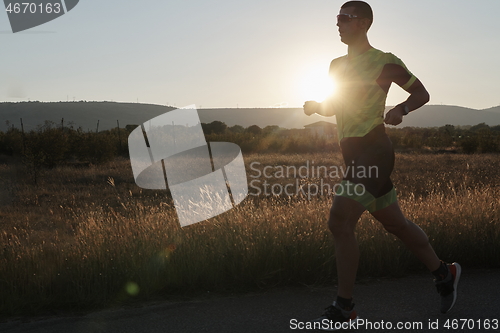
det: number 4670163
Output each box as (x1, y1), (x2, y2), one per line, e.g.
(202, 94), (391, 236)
(5, 2), (62, 14)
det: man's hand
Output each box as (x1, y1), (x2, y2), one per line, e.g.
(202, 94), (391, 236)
(303, 101), (320, 116)
(384, 105), (404, 125)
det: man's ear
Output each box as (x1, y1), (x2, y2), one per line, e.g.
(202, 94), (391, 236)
(361, 18), (371, 31)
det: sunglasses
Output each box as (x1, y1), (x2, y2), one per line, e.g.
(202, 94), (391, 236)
(337, 13), (362, 23)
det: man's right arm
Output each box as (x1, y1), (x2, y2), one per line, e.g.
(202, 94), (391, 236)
(303, 98), (336, 117)
(304, 58), (340, 116)
(303, 100), (319, 116)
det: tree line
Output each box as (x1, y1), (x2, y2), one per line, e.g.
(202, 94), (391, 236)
(386, 123), (500, 154)
(0, 120), (499, 171)
(203, 121), (500, 154)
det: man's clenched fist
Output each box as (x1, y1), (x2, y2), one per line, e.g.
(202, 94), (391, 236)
(303, 101), (320, 116)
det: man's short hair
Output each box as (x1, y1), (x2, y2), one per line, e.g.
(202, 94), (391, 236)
(341, 1), (373, 29)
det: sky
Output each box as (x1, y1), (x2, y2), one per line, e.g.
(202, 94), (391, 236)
(1, 0), (500, 110)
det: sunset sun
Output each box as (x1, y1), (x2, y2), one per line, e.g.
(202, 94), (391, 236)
(298, 64), (336, 103)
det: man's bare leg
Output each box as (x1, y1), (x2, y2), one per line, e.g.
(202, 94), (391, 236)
(370, 201), (441, 272)
(328, 195), (366, 299)
(371, 201), (462, 313)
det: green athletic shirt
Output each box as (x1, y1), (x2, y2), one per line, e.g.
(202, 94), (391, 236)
(324, 48), (417, 141)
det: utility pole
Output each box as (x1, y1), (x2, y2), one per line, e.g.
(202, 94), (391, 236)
(20, 118), (26, 155)
(117, 120), (122, 153)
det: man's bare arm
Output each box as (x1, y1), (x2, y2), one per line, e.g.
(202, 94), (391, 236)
(303, 96), (337, 117)
(384, 79), (430, 125)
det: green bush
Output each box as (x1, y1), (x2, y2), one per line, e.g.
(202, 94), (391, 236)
(460, 136), (478, 154)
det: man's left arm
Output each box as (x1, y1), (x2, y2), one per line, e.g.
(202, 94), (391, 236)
(385, 79), (430, 125)
(381, 53), (430, 125)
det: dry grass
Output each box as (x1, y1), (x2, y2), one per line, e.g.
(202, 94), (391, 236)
(0, 153), (499, 316)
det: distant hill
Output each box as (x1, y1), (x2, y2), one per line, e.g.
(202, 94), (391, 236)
(2, 101), (500, 132)
(398, 105), (500, 128)
(0, 102), (175, 132)
(480, 105), (500, 113)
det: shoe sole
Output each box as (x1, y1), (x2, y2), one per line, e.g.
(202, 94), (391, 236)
(443, 262), (461, 313)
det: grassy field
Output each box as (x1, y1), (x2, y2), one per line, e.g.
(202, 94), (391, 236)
(1, 153), (499, 316)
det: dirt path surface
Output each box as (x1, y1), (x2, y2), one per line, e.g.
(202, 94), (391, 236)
(1, 269), (499, 333)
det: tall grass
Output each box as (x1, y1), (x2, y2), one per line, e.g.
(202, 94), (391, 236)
(0, 154), (499, 316)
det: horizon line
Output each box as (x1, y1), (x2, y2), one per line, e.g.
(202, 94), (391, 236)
(1, 100), (499, 111)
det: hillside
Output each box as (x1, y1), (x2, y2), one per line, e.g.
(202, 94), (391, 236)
(2, 101), (500, 132)
(398, 105), (500, 128)
(481, 105), (500, 113)
(0, 102), (175, 132)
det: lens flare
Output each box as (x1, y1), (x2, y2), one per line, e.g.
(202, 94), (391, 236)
(125, 281), (140, 296)
(299, 65), (336, 103)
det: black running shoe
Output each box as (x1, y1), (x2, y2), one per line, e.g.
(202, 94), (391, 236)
(435, 262), (461, 313)
(312, 301), (359, 331)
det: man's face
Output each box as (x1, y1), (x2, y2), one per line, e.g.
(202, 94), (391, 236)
(336, 6), (367, 45)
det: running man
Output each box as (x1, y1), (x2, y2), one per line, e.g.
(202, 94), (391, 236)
(303, 1), (460, 328)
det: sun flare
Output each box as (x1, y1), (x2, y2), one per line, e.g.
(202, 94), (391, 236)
(299, 65), (336, 103)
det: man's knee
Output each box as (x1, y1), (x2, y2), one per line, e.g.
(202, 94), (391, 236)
(328, 206), (356, 237)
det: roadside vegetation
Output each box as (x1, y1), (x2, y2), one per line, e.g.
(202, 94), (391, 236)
(0, 121), (499, 316)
